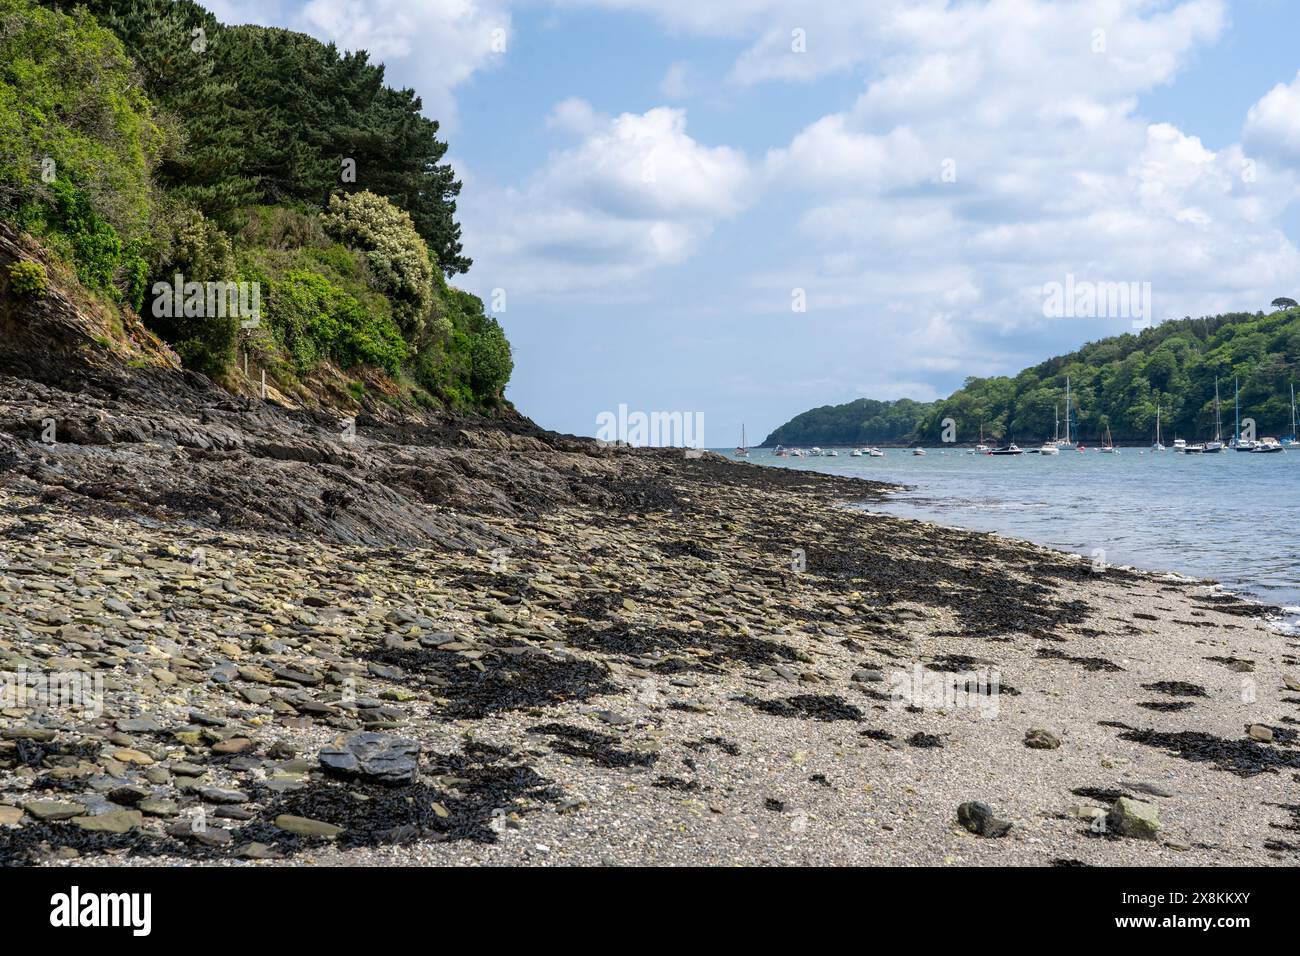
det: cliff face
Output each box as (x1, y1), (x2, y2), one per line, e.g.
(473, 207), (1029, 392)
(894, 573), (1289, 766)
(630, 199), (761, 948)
(0, 222), (693, 551)
(0, 222), (182, 389)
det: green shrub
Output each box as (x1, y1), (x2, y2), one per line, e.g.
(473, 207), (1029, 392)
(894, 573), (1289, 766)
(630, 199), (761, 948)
(268, 269), (408, 375)
(143, 203), (239, 374)
(19, 178), (151, 310)
(469, 317), (512, 399)
(7, 260), (48, 297)
(235, 206), (327, 252)
(172, 316), (238, 379)
(321, 190), (434, 336)
(0, 0), (164, 238)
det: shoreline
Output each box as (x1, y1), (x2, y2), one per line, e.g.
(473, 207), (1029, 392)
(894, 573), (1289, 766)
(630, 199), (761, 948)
(2, 376), (1300, 866)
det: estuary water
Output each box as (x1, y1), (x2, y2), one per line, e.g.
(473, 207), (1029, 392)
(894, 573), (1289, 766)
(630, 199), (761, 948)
(742, 445), (1300, 629)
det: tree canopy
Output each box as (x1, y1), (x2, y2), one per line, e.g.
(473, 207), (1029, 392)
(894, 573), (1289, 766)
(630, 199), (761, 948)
(764, 307), (1300, 445)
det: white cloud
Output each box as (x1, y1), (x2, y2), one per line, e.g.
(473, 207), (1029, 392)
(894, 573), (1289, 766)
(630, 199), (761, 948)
(460, 107), (755, 297)
(546, 97), (606, 136)
(1244, 70), (1300, 168)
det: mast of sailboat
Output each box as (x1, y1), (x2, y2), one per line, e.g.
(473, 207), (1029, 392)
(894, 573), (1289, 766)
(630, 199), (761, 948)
(1155, 401), (1161, 446)
(1064, 377), (1072, 444)
(1054, 404), (1059, 442)
(1292, 383), (1297, 439)
(1214, 377), (1223, 442)
(1234, 377), (1239, 445)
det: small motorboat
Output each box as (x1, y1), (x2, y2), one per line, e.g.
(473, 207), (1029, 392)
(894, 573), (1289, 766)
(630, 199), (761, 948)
(809, 447), (823, 457)
(988, 444), (1023, 456)
(912, 447), (926, 456)
(825, 449), (838, 457)
(1172, 438), (1188, 453)
(868, 447), (885, 457)
(850, 448), (863, 457)
(1252, 437), (1285, 454)
(1038, 443), (1060, 455)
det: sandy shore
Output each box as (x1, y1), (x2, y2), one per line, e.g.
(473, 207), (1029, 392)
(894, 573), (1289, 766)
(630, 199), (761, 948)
(3, 388), (1299, 866)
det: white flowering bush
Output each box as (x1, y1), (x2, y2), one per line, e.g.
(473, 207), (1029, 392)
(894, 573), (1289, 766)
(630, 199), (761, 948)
(322, 190), (435, 336)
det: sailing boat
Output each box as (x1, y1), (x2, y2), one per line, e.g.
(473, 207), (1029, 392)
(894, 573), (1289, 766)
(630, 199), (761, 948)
(1282, 384), (1298, 447)
(1100, 423), (1118, 453)
(1204, 379), (1225, 452)
(1038, 405), (1061, 454)
(1152, 401), (1165, 451)
(1053, 378), (1078, 449)
(1231, 377), (1255, 451)
(974, 423), (991, 454)
(734, 424), (749, 457)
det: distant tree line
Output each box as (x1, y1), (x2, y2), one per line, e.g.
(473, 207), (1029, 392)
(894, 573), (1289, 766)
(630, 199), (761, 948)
(763, 305), (1300, 446)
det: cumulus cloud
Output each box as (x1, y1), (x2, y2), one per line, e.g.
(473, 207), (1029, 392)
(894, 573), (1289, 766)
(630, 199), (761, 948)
(460, 107), (755, 297)
(1244, 70), (1300, 168)
(755, 0), (1299, 354)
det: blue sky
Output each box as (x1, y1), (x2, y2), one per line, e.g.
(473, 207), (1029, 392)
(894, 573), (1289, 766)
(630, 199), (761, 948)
(208, 0), (1300, 444)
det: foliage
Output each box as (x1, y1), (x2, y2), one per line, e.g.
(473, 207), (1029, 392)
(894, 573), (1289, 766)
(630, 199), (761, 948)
(10, 0), (509, 405)
(143, 202), (238, 374)
(321, 190), (434, 337)
(7, 259), (47, 297)
(20, 178), (149, 310)
(766, 310), (1300, 445)
(412, 287), (511, 405)
(763, 398), (937, 447)
(38, 2), (470, 275)
(1, 0), (164, 238)
(266, 268), (408, 375)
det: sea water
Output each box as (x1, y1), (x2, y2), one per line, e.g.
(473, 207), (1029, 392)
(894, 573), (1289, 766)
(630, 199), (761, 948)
(742, 446), (1300, 630)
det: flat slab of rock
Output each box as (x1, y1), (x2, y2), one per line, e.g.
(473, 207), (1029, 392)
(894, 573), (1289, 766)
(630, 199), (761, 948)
(319, 731), (419, 785)
(23, 800), (85, 821)
(275, 814), (343, 839)
(72, 810), (142, 833)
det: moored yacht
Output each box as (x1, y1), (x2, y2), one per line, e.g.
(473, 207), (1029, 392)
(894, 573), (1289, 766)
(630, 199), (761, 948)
(1204, 379), (1225, 452)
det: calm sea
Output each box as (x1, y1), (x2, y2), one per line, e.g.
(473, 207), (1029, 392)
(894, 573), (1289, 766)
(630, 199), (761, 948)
(737, 445), (1300, 630)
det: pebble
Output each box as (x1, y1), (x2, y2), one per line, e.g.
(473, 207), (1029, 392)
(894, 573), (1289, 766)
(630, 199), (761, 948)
(1024, 728), (1061, 750)
(956, 801), (1011, 838)
(1109, 797), (1160, 840)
